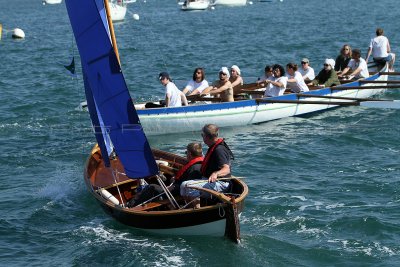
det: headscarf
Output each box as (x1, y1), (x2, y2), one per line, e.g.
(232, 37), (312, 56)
(219, 66), (230, 78)
(231, 65), (241, 75)
(324, 58), (335, 69)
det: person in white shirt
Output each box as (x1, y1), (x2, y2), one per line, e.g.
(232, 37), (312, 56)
(339, 49), (369, 80)
(182, 68), (209, 96)
(286, 62), (309, 93)
(159, 72), (188, 107)
(366, 28), (396, 71)
(263, 64), (288, 97)
(258, 65), (274, 83)
(298, 58), (315, 82)
(256, 65), (274, 93)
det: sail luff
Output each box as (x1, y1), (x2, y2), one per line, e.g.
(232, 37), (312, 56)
(103, 0), (121, 65)
(83, 70), (111, 168)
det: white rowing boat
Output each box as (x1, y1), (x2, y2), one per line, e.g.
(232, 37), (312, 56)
(79, 65), (397, 136)
(135, 66), (390, 135)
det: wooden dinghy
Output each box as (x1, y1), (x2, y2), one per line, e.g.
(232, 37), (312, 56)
(65, 0), (248, 242)
(85, 145), (248, 240)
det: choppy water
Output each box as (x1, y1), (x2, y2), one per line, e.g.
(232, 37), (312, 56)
(1, 0), (399, 266)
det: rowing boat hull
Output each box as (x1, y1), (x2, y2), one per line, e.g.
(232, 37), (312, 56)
(137, 66), (389, 135)
(84, 146), (248, 238)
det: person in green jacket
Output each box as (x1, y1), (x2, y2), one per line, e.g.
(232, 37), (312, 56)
(308, 59), (341, 87)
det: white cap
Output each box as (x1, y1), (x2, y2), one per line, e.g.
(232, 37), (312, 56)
(231, 65), (241, 75)
(219, 67), (230, 78)
(324, 58), (335, 69)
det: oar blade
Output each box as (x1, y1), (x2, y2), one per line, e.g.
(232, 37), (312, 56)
(360, 100), (400, 109)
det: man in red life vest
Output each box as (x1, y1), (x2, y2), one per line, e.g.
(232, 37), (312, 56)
(180, 124), (234, 207)
(168, 142), (203, 195)
(127, 143), (203, 207)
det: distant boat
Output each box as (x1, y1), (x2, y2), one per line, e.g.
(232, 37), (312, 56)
(65, 0), (248, 243)
(108, 0), (137, 22)
(212, 0), (247, 6)
(109, 0), (127, 22)
(42, 0), (62, 4)
(181, 0), (210, 11)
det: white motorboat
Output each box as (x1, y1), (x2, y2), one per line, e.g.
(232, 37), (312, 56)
(212, 0), (247, 6)
(109, 1), (127, 22)
(43, 0), (62, 4)
(181, 0), (210, 11)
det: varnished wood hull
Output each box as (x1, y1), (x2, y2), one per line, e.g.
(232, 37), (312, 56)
(84, 145), (248, 240)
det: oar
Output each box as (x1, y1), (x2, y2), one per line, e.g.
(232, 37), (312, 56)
(256, 99), (359, 106)
(256, 98), (400, 109)
(359, 80), (400, 84)
(380, 72), (400, 75)
(359, 100), (400, 109)
(296, 94), (391, 102)
(331, 85), (400, 90)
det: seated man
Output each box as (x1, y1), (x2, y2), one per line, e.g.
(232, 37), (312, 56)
(180, 124), (234, 208)
(338, 49), (369, 80)
(366, 28), (396, 71)
(201, 67), (234, 102)
(127, 143), (203, 207)
(182, 68), (209, 96)
(159, 72), (188, 107)
(168, 143), (203, 196)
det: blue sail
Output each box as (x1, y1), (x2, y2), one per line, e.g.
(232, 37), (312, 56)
(65, 0), (158, 178)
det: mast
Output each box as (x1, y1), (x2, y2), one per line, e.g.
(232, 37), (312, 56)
(104, 0), (121, 65)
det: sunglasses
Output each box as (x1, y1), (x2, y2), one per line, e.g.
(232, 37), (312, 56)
(323, 64), (329, 67)
(219, 72), (227, 75)
(301, 62), (308, 64)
